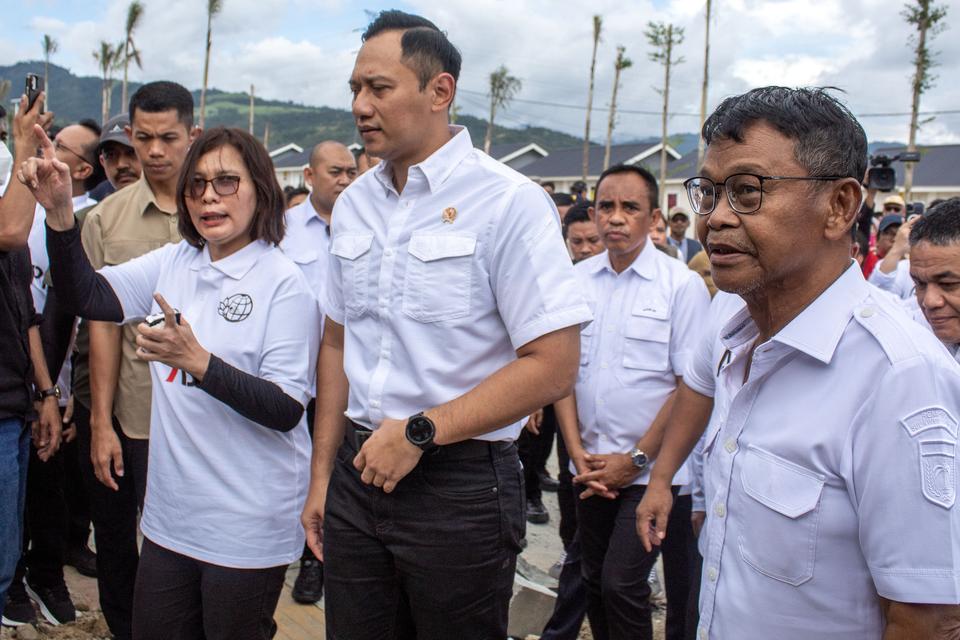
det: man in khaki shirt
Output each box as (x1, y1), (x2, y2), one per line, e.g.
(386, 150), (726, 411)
(75, 81), (198, 640)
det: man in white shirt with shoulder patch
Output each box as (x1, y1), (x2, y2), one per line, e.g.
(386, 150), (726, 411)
(556, 164), (709, 640)
(637, 86), (960, 639)
(300, 11), (592, 640)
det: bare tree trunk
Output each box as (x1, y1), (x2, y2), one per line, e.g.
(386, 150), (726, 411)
(904, 12), (927, 201)
(484, 93), (496, 154)
(248, 84), (255, 135)
(659, 26), (673, 211)
(582, 16), (602, 182)
(697, 0), (712, 167)
(101, 82), (109, 125)
(44, 60), (50, 108)
(263, 121), (270, 148)
(199, 11), (214, 129)
(603, 50), (625, 171)
(122, 41), (130, 112)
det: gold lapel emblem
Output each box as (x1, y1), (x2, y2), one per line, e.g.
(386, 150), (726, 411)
(442, 207), (457, 224)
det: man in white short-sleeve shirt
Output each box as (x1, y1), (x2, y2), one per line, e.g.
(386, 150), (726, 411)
(556, 164), (709, 640)
(300, 11), (591, 640)
(280, 140), (356, 605)
(637, 87), (960, 639)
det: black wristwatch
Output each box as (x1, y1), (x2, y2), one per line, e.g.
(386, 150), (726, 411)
(629, 447), (649, 473)
(35, 386), (61, 402)
(405, 412), (437, 452)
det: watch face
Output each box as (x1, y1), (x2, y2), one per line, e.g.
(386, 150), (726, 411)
(408, 416), (434, 444)
(632, 450), (649, 468)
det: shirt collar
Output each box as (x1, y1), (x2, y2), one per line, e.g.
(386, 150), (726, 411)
(291, 197), (330, 229)
(720, 261), (869, 364)
(190, 239), (272, 280)
(588, 240), (658, 280)
(134, 177), (173, 216)
(373, 125), (473, 196)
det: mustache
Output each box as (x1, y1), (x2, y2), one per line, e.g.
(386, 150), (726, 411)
(115, 169), (138, 179)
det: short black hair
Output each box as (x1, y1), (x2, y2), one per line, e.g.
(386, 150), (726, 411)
(540, 180), (555, 190)
(562, 200), (592, 239)
(76, 119), (106, 191)
(362, 10), (462, 90)
(703, 86), (867, 182)
(594, 164), (659, 212)
(0, 105), (7, 119)
(285, 186), (310, 206)
(910, 198), (960, 247)
(929, 198), (946, 209)
(551, 192), (574, 207)
(129, 81), (194, 129)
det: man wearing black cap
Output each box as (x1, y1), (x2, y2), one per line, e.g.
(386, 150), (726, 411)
(95, 114), (141, 195)
(667, 208), (703, 264)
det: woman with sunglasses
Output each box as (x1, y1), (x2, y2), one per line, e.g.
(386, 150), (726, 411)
(18, 125), (320, 640)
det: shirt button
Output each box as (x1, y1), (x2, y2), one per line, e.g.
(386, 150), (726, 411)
(600, 362), (608, 369)
(714, 503), (725, 518)
(724, 439), (736, 454)
(384, 248), (394, 257)
(708, 567), (717, 582)
(370, 400), (380, 408)
(607, 325), (616, 332)
(859, 306), (875, 318)
(699, 628), (708, 640)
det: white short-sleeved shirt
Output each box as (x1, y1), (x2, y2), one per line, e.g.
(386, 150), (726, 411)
(281, 198), (330, 303)
(27, 194), (94, 399)
(101, 239), (320, 568)
(868, 258), (913, 299)
(573, 242), (710, 485)
(323, 126), (592, 441)
(696, 263), (960, 640)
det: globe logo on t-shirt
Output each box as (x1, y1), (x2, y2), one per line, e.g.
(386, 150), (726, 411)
(218, 294), (253, 323)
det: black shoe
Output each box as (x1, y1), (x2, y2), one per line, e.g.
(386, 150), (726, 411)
(538, 470), (560, 492)
(25, 580), (76, 625)
(2, 579), (36, 627)
(526, 498), (550, 524)
(291, 558), (323, 604)
(66, 544), (98, 578)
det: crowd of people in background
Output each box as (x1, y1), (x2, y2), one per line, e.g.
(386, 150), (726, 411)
(1, 8), (959, 640)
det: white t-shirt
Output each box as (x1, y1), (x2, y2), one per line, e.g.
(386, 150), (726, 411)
(323, 126), (592, 441)
(101, 239), (320, 568)
(572, 242), (710, 486)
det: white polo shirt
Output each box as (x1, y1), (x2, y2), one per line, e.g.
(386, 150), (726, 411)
(281, 198), (330, 302)
(573, 241), (709, 485)
(868, 258), (913, 299)
(101, 239), (320, 568)
(694, 263), (960, 640)
(323, 126), (592, 441)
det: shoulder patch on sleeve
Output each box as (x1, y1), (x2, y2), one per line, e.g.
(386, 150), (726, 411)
(901, 407), (959, 439)
(901, 407), (959, 509)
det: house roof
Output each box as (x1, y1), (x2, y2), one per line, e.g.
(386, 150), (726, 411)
(272, 148), (311, 170)
(519, 142), (682, 180)
(873, 144), (960, 188)
(269, 143), (303, 158)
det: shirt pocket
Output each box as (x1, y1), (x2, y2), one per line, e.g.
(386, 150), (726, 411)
(330, 233), (374, 319)
(102, 240), (165, 266)
(402, 233), (477, 323)
(737, 445), (825, 586)
(617, 301), (671, 385)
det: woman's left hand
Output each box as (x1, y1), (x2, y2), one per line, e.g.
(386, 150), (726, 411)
(135, 293), (211, 383)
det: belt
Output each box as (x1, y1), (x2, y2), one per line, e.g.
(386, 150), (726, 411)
(346, 420), (515, 462)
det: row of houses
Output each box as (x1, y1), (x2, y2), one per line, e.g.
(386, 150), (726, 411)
(269, 139), (960, 209)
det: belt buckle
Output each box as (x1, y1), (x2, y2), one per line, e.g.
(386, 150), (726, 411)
(355, 429), (372, 449)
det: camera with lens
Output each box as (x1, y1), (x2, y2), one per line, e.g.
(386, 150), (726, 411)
(865, 151), (921, 192)
(906, 201), (925, 220)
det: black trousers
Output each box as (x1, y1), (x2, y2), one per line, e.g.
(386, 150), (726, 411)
(517, 405), (557, 501)
(663, 494), (696, 640)
(540, 533), (587, 640)
(15, 438), (67, 589)
(323, 431), (524, 639)
(578, 485), (691, 640)
(75, 401), (149, 640)
(132, 538), (286, 640)
(555, 429), (577, 549)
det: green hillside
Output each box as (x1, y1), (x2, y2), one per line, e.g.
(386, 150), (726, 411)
(1, 61), (584, 151)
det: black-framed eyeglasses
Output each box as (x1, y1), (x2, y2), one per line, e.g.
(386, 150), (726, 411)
(54, 139), (94, 167)
(188, 175), (241, 199)
(683, 173), (847, 216)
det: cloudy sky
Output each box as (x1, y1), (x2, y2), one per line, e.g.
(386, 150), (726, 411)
(5, 0), (960, 145)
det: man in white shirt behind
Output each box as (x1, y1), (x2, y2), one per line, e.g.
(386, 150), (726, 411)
(280, 140), (356, 605)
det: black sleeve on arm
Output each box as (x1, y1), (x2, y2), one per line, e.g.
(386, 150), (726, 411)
(857, 201), (874, 257)
(38, 286), (76, 384)
(45, 222), (123, 322)
(196, 355), (304, 432)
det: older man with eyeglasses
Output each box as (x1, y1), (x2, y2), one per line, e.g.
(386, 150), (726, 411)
(637, 86), (960, 640)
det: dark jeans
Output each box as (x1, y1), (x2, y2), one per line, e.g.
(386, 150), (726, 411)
(662, 494), (696, 640)
(323, 431), (524, 639)
(0, 418), (29, 622)
(517, 405), (557, 501)
(14, 440), (68, 589)
(75, 401), (149, 640)
(132, 537), (286, 640)
(540, 534), (587, 640)
(579, 485), (684, 640)
(555, 429), (577, 549)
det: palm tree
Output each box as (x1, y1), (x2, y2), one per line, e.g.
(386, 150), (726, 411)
(42, 34), (58, 108)
(199, 0), (224, 129)
(582, 15), (602, 182)
(93, 41), (123, 124)
(484, 65), (522, 154)
(603, 46), (632, 171)
(646, 22), (685, 211)
(121, 1), (145, 111)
